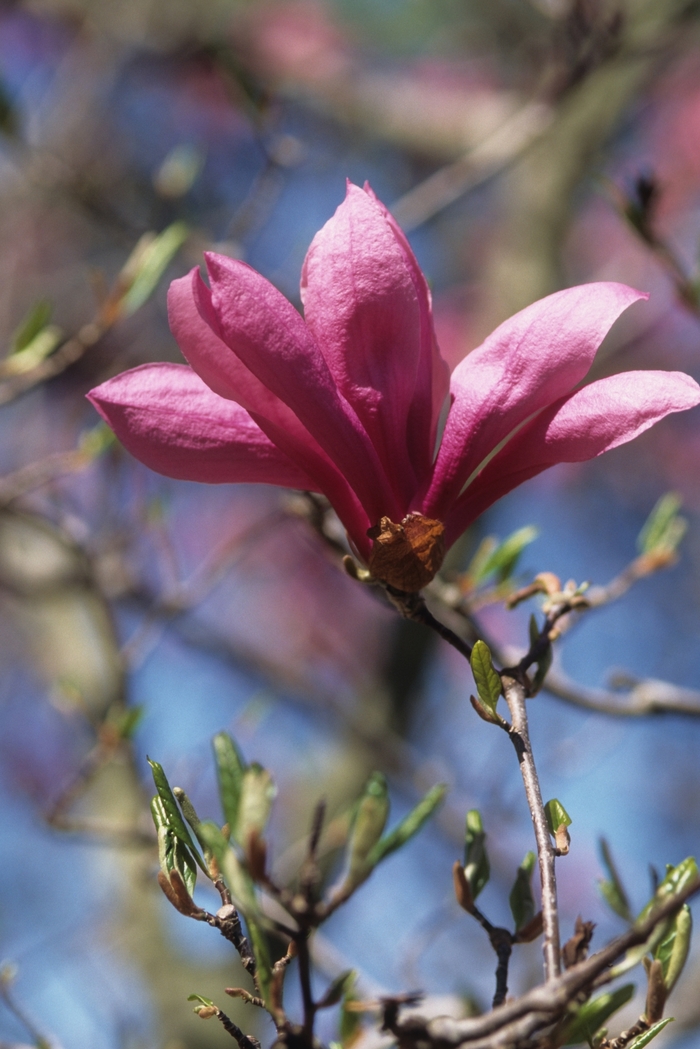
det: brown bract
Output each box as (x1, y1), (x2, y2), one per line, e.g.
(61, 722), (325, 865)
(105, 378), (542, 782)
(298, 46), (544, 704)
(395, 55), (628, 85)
(367, 514), (445, 592)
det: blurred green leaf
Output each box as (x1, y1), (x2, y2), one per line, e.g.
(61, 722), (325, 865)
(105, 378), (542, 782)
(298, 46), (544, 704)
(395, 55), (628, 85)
(639, 857), (699, 924)
(626, 1018), (673, 1048)
(213, 731), (247, 835)
(599, 838), (633, 923)
(562, 984), (635, 1045)
(478, 526), (539, 583)
(111, 704), (144, 741)
(655, 904), (692, 993)
(78, 422), (116, 459)
(120, 221), (189, 316)
(147, 757), (207, 873)
(154, 142), (205, 198)
(637, 493), (686, 555)
(464, 809), (489, 899)
(367, 783), (447, 866)
(235, 763), (276, 846)
(173, 787), (213, 860)
(247, 917), (273, 1006)
(509, 851), (536, 931)
(532, 643), (553, 694)
(470, 641), (501, 713)
(339, 972), (361, 1048)
(318, 970), (356, 1009)
(344, 772), (389, 888)
(10, 300), (52, 353)
(545, 799), (572, 834)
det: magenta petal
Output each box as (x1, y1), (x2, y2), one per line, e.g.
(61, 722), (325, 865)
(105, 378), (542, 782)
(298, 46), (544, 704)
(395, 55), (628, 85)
(301, 182), (447, 497)
(201, 252), (401, 524)
(424, 282), (648, 519)
(87, 363), (319, 488)
(442, 370), (700, 547)
(167, 270), (377, 552)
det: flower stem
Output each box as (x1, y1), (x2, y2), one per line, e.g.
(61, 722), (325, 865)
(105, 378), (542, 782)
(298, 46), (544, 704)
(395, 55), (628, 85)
(502, 676), (561, 981)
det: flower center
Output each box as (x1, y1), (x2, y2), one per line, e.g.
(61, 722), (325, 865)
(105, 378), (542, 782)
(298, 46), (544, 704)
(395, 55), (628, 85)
(367, 514), (445, 592)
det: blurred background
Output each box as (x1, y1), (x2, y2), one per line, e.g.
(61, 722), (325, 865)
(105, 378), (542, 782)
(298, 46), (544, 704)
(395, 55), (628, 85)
(2, 0), (700, 1046)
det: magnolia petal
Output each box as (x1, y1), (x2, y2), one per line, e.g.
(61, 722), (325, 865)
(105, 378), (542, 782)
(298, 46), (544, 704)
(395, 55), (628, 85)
(201, 252), (401, 524)
(424, 282), (648, 519)
(363, 182), (450, 468)
(168, 269), (376, 552)
(442, 370), (700, 547)
(87, 363), (319, 488)
(301, 182), (444, 499)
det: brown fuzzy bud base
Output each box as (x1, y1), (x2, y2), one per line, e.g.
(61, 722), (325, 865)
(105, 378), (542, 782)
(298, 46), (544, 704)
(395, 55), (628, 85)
(367, 513), (445, 592)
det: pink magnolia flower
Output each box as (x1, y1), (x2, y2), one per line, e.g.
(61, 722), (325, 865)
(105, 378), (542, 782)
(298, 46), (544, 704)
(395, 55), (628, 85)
(88, 183), (700, 592)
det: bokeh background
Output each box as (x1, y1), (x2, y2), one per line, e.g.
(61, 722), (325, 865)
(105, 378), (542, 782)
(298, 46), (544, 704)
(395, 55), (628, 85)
(2, 1), (700, 1047)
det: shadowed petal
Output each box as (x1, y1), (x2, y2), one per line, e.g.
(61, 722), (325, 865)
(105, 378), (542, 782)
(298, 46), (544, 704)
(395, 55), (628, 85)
(87, 363), (320, 487)
(202, 252), (400, 524)
(442, 370), (700, 547)
(301, 182), (447, 498)
(424, 282), (648, 519)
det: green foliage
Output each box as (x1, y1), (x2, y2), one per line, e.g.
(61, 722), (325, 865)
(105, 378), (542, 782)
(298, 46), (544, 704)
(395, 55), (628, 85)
(562, 984), (635, 1045)
(464, 809), (490, 899)
(345, 772), (390, 888)
(598, 838), (633, 923)
(654, 904), (692, 993)
(235, 763), (276, 845)
(467, 526), (539, 586)
(213, 731), (247, 833)
(10, 300), (52, 353)
(120, 221), (189, 315)
(470, 641), (502, 713)
(339, 972), (361, 1047)
(509, 852), (536, 931)
(318, 970), (356, 1009)
(148, 758), (207, 868)
(626, 1019), (674, 1048)
(545, 798), (572, 835)
(151, 793), (198, 895)
(637, 493), (686, 556)
(479, 526), (539, 583)
(366, 783), (447, 866)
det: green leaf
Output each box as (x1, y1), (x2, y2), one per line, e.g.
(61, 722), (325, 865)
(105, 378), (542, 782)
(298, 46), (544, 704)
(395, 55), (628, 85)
(545, 798), (572, 834)
(10, 300), (52, 353)
(562, 984), (635, 1045)
(187, 994), (214, 1007)
(655, 904), (692, 993)
(213, 731), (247, 834)
(235, 763), (276, 845)
(150, 793), (197, 893)
(110, 704), (144, 741)
(638, 857), (699, 924)
(464, 810), (490, 899)
(470, 641), (502, 712)
(344, 773), (390, 888)
(318, 970), (356, 1009)
(466, 536), (498, 585)
(532, 643), (553, 694)
(120, 221), (189, 315)
(173, 787), (213, 860)
(339, 972), (361, 1047)
(599, 838), (633, 923)
(626, 1018), (674, 1048)
(367, 784), (447, 866)
(147, 757), (207, 873)
(479, 526), (539, 583)
(509, 852), (536, 931)
(638, 493), (685, 555)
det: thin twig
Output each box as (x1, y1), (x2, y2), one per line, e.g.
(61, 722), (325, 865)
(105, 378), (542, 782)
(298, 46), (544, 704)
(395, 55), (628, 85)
(502, 676), (560, 982)
(391, 875), (700, 1048)
(214, 1007), (262, 1049)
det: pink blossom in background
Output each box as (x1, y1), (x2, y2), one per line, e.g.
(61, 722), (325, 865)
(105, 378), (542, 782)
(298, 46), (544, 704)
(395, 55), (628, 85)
(89, 182), (700, 592)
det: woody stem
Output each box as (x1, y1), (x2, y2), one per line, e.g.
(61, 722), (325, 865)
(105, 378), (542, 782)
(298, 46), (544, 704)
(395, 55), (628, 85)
(502, 675), (561, 981)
